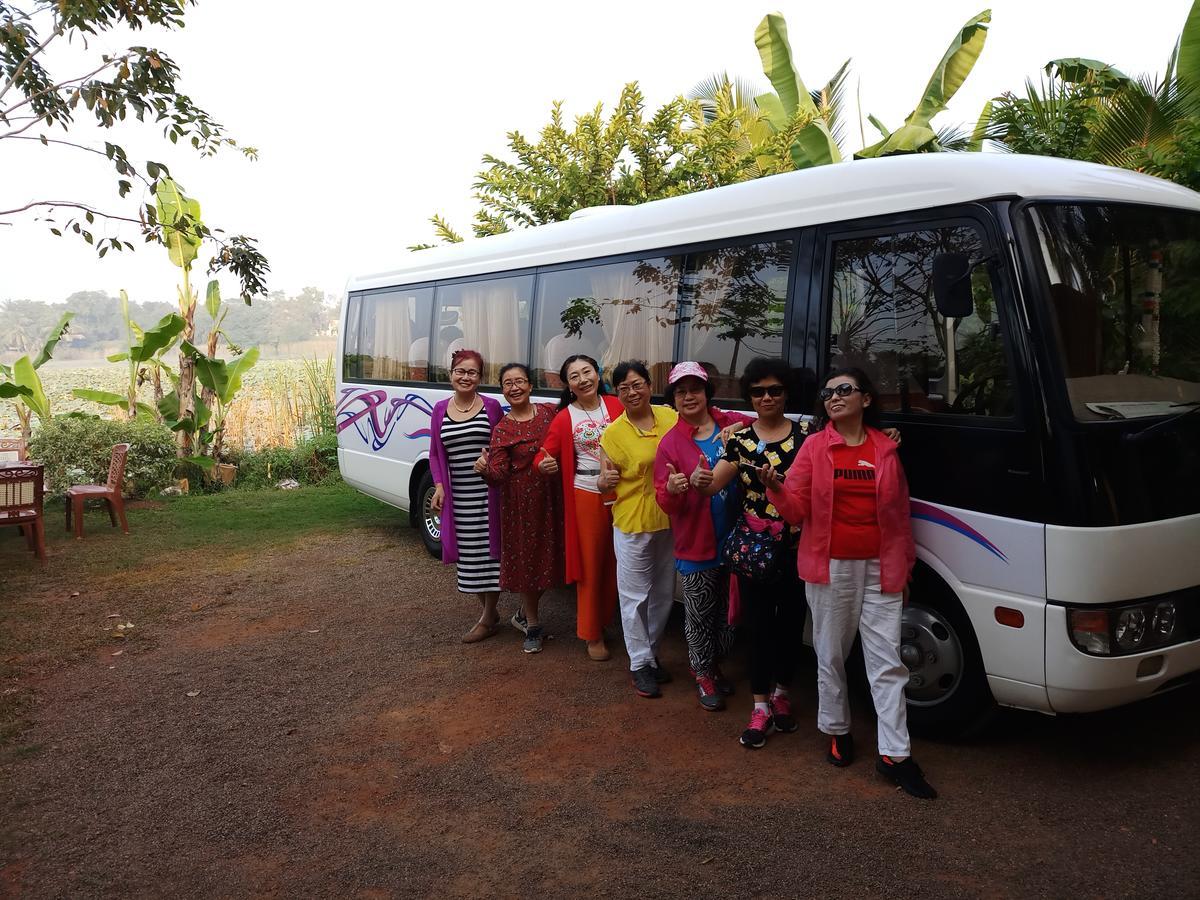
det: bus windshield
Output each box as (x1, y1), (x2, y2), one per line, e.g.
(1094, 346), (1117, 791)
(1028, 203), (1200, 421)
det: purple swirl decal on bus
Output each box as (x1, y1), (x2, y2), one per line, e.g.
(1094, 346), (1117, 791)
(336, 388), (433, 451)
(910, 500), (1008, 563)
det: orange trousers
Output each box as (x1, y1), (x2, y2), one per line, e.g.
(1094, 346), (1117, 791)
(573, 488), (618, 641)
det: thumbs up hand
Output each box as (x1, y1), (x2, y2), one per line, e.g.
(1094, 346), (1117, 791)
(473, 447), (490, 474)
(538, 449), (559, 475)
(690, 452), (713, 490)
(598, 456), (619, 491)
(666, 462), (689, 495)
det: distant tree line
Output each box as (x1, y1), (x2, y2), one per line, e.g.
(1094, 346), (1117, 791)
(0, 288), (337, 360)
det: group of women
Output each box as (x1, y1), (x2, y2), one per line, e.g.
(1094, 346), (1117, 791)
(428, 347), (939, 800)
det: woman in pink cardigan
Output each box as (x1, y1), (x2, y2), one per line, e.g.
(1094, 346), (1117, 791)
(765, 366), (937, 800)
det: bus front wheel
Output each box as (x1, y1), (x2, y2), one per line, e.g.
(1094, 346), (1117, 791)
(413, 469), (442, 559)
(901, 571), (994, 738)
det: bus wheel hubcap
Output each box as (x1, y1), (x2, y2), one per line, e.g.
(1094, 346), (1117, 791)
(900, 606), (964, 705)
(422, 490), (441, 541)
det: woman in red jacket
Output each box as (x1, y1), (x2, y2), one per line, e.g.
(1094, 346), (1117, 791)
(765, 367), (937, 800)
(536, 354), (625, 661)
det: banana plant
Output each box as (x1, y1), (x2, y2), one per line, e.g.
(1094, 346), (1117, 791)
(752, 13), (844, 169)
(857, 9), (992, 158)
(0, 311), (74, 444)
(71, 290), (185, 421)
(179, 339), (260, 466)
(156, 177), (204, 455)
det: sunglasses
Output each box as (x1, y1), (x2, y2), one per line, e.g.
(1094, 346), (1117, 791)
(819, 383), (864, 402)
(749, 385), (785, 399)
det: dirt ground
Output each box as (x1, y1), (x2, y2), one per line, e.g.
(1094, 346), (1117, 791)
(2, 516), (1199, 899)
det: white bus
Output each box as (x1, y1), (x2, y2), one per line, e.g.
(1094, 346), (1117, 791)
(337, 153), (1200, 734)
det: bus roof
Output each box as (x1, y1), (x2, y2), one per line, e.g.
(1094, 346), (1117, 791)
(350, 153), (1200, 293)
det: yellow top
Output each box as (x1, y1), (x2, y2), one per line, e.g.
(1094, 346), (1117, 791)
(600, 404), (677, 534)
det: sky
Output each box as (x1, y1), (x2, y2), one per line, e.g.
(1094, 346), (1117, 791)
(1, 0), (1195, 308)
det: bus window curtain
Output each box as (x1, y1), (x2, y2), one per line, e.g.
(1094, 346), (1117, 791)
(592, 267), (674, 388)
(373, 294), (412, 381)
(461, 282), (521, 384)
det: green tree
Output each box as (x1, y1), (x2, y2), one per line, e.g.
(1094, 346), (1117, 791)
(0, 0), (268, 301)
(990, 0), (1200, 186)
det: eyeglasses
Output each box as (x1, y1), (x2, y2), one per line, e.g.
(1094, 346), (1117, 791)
(501, 377), (530, 389)
(819, 383), (864, 402)
(616, 379), (649, 395)
(748, 385), (785, 399)
(451, 368), (481, 378)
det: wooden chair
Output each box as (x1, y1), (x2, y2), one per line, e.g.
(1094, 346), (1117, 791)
(0, 464), (46, 561)
(0, 437), (27, 462)
(65, 443), (131, 540)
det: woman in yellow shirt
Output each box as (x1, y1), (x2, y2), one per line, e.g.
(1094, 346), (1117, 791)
(599, 361), (679, 699)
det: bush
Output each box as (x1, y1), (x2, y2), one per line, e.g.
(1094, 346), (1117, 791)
(230, 434), (341, 489)
(29, 415), (178, 497)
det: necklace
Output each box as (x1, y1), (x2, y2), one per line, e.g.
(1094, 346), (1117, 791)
(577, 399), (605, 424)
(452, 395), (478, 414)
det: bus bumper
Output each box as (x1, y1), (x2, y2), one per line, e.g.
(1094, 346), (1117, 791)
(1044, 605), (1200, 713)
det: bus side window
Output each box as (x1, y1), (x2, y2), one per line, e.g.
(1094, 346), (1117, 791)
(533, 257), (681, 392)
(359, 287), (434, 383)
(680, 238), (792, 403)
(430, 275), (533, 385)
(827, 225), (1015, 418)
(343, 294), (363, 380)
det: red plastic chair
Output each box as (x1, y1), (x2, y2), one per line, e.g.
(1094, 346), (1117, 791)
(65, 443), (131, 539)
(1, 464), (46, 561)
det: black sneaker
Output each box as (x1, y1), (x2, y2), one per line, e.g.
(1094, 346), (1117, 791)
(631, 665), (661, 699)
(695, 674), (725, 711)
(826, 732), (855, 767)
(712, 666), (735, 697)
(739, 706), (775, 749)
(651, 658), (672, 684)
(522, 625), (544, 654)
(876, 756), (938, 800)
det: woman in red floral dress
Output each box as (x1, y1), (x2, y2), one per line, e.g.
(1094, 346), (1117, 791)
(483, 362), (565, 653)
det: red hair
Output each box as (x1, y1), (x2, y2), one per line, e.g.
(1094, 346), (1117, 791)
(450, 348), (484, 371)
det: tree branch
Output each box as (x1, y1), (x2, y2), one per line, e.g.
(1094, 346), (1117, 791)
(0, 54), (122, 120)
(0, 21), (63, 107)
(4, 134), (154, 189)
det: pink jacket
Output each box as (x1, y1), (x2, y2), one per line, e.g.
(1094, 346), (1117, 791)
(653, 407), (754, 562)
(767, 423), (916, 593)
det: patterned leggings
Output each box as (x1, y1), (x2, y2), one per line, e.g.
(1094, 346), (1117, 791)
(680, 567), (736, 678)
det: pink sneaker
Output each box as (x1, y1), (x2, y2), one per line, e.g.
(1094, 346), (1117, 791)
(770, 693), (797, 733)
(739, 706), (774, 749)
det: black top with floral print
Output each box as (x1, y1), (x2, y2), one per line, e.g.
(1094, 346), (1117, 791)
(722, 419), (810, 521)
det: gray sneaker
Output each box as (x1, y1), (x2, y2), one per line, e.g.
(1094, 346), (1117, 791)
(511, 611), (529, 635)
(522, 625), (544, 654)
(631, 665), (661, 699)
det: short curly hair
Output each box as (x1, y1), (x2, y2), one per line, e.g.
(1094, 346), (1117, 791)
(739, 357), (792, 403)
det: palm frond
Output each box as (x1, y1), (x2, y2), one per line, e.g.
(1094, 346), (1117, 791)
(1090, 73), (1197, 167)
(810, 58), (852, 153)
(687, 71), (762, 123)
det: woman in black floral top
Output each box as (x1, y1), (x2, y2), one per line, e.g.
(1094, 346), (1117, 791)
(698, 357), (809, 750)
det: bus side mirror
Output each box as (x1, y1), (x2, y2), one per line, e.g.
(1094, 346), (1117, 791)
(932, 252), (975, 319)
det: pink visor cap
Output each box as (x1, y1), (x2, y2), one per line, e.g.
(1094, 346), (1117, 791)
(667, 361), (708, 385)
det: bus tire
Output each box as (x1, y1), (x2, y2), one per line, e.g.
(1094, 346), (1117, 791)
(413, 469), (442, 559)
(901, 569), (995, 739)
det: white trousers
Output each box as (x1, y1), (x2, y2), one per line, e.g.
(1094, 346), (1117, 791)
(613, 528), (676, 671)
(805, 558), (911, 758)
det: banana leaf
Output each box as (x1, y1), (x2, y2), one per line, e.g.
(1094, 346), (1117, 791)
(155, 178), (203, 270)
(32, 311), (75, 368)
(858, 9), (991, 158)
(205, 279), (222, 320)
(1180, 0), (1200, 90)
(0, 382), (32, 399)
(1047, 57), (1133, 88)
(130, 313), (186, 363)
(12, 356), (49, 419)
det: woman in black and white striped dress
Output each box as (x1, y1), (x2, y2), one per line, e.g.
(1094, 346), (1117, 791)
(429, 349), (505, 642)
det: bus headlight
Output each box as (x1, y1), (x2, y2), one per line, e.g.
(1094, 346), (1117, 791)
(1064, 588), (1196, 657)
(1153, 601), (1177, 638)
(1115, 608), (1147, 650)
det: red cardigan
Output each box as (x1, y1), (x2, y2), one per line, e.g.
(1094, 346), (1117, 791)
(767, 423), (916, 593)
(536, 394), (625, 584)
(653, 407), (754, 562)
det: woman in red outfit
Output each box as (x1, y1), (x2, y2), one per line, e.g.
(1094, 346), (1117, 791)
(765, 367), (938, 800)
(536, 355), (624, 661)
(482, 362), (564, 654)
